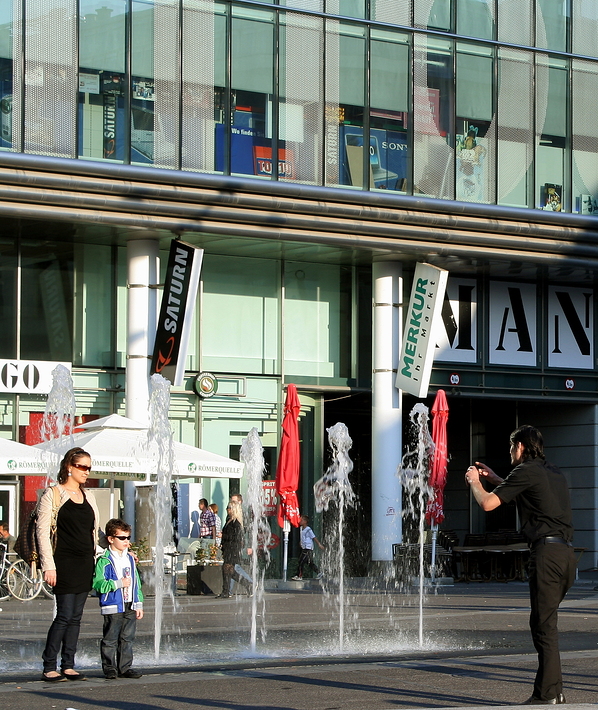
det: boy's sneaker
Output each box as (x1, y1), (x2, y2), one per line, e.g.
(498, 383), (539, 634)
(104, 670), (117, 680)
(119, 669), (143, 679)
(291, 575), (302, 581)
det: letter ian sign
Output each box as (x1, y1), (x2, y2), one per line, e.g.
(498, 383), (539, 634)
(396, 263), (448, 399)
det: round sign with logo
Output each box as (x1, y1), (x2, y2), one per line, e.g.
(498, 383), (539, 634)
(193, 372), (218, 398)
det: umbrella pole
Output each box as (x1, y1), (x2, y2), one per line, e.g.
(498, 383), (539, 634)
(283, 519), (290, 581)
(430, 522), (438, 582)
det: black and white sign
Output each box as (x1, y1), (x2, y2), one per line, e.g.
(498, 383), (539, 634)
(150, 240), (204, 386)
(548, 286), (593, 369)
(0, 360), (71, 394)
(489, 282), (537, 367)
(435, 278), (477, 363)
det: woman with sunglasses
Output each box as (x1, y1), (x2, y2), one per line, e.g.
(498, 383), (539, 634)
(36, 447), (101, 682)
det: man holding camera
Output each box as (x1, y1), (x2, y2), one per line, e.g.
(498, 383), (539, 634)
(465, 425), (576, 705)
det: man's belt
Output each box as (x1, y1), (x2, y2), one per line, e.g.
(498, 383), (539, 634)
(532, 536), (573, 547)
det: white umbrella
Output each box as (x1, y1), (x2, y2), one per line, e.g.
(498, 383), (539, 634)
(0, 437), (59, 475)
(34, 414), (244, 481)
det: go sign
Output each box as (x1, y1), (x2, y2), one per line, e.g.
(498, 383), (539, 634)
(0, 360), (72, 394)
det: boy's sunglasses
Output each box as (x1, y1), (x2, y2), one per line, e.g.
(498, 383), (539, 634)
(112, 535), (131, 541)
(72, 463), (92, 472)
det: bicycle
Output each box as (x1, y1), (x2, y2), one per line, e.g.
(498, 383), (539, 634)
(0, 541), (44, 601)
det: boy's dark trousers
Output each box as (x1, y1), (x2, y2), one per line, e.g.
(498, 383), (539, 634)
(297, 548), (319, 577)
(101, 602), (137, 675)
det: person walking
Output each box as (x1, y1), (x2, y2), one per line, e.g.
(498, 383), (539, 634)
(465, 425), (576, 705)
(37, 447), (101, 682)
(291, 514), (324, 581)
(217, 502), (251, 598)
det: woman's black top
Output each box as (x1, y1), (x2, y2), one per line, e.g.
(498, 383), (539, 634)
(221, 519), (243, 566)
(52, 495), (95, 595)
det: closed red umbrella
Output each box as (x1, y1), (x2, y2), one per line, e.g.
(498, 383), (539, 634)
(426, 389), (449, 525)
(275, 384), (301, 529)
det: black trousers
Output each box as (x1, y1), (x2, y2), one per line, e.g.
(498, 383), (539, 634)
(297, 548), (319, 577)
(100, 603), (137, 675)
(42, 591), (88, 673)
(528, 540), (576, 700)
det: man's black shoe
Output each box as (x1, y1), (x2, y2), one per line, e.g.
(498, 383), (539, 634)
(104, 669), (117, 680)
(119, 669), (143, 679)
(521, 695), (566, 705)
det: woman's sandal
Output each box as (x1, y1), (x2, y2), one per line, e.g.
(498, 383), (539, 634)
(41, 672), (66, 682)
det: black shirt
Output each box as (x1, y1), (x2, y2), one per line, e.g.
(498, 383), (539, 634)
(493, 457), (573, 544)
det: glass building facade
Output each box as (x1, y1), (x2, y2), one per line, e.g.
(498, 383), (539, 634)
(1, 0), (598, 568)
(0, 0), (597, 212)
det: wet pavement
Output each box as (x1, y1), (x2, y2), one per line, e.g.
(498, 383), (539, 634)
(0, 576), (597, 710)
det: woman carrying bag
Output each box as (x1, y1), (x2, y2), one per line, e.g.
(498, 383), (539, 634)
(37, 447), (101, 682)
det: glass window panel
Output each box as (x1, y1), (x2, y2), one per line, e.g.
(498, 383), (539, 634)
(456, 45), (494, 203)
(79, 1), (127, 162)
(415, 0), (452, 31)
(370, 32), (410, 193)
(279, 13), (324, 185)
(338, 27), (365, 188)
(0, 3), (14, 150)
(572, 60), (598, 214)
(371, 0), (411, 25)
(20, 240), (74, 362)
(283, 262), (352, 382)
(498, 48), (533, 208)
(497, 0), (532, 46)
(337, 0), (366, 18)
(572, 0), (598, 56)
(0, 235), (16, 358)
(227, 12), (274, 177)
(537, 0), (570, 52)
(73, 244), (114, 367)
(536, 57), (568, 211)
(181, 0), (217, 173)
(131, 0), (155, 165)
(456, 0), (494, 40)
(201, 256), (280, 375)
(413, 35), (454, 199)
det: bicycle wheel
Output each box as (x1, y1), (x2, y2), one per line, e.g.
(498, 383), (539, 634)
(41, 580), (54, 599)
(7, 559), (43, 601)
(0, 576), (9, 601)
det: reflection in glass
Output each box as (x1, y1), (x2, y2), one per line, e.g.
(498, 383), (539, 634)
(0, 4), (13, 150)
(79, 1), (127, 162)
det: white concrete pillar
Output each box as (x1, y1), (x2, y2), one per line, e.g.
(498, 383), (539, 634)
(125, 237), (160, 531)
(371, 261), (403, 561)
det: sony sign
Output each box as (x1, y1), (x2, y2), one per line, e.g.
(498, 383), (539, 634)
(0, 360), (72, 394)
(396, 263), (448, 398)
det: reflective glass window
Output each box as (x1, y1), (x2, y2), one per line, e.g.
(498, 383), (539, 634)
(79, 1), (126, 162)
(283, 262), (352, 383)
(537, 0), (570, 52)
(279, 12), (324, 185)
(370, 29), (410, 193)
(572, 60), (598, 215)
(335, 23), (366, 189)
(456, 43), (494, 203)
(201, 255), (280, 375)
(0, 234), (16, 358)
(456, 0), (494, 40)
(131, 0), (155, 164)
(413, 37), (454, 199)
(226, 7), (275, 178)
(0, 4), (14, 150)
(536, 56), (568, 212)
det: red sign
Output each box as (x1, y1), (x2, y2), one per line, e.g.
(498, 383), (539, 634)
(262, 480), (278, 516)
(253, 146), (295, 179)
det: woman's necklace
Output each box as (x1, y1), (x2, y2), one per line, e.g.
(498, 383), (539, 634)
(64, 487), (82, 500)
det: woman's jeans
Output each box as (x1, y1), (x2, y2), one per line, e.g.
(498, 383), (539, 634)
(42, 592), (89, 672)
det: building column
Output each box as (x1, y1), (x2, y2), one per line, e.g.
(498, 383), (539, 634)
(371, 261), (403, 561)
(125, 237), (160, 531)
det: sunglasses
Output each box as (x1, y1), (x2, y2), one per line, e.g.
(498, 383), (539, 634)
(112, 535), (131, 541)
(72, 463), (92, 472)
